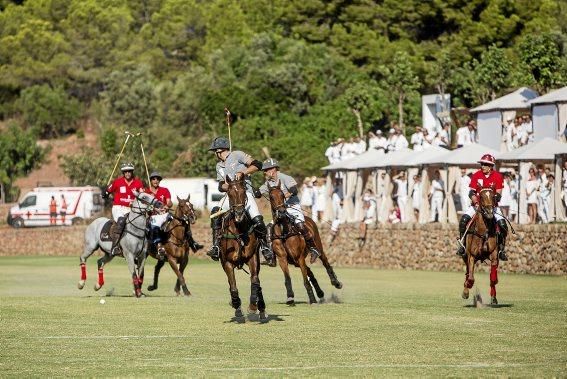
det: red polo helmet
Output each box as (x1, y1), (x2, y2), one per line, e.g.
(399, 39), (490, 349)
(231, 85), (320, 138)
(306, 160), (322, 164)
(478, 154), (496, 165)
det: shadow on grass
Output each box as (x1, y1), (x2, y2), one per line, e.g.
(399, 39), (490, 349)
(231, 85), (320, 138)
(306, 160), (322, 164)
(224, 313), (288, 324)
(464, 304), (514, 308)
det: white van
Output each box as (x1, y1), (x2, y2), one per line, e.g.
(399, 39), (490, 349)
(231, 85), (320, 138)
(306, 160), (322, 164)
(8, 186), (103, 228)
(159, 178), (225, 211)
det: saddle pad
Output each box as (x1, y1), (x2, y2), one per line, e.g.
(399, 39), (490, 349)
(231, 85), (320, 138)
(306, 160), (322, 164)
(100, 220), (116, 242)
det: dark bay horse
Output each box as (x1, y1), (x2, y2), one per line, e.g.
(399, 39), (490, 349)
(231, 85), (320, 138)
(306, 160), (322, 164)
(78, 191), (160, 297)
(219, 176), (267, 320)
(462, 188), (500, 304)
(147, 196), (197, 296)
(267, 182), (342, 305)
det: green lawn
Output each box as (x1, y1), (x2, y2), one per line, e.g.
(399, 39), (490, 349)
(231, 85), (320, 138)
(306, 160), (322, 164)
(0, 256), (565, 377)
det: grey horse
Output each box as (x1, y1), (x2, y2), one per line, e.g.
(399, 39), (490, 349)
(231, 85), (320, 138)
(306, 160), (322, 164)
(78, 191), (161, 297)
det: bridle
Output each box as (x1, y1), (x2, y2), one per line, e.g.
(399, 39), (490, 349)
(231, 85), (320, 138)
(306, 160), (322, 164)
(227, 180), (248, 220)
(173, 200), (196, 225)
(477, 188), (495, 220)
(268, 186), (287, 223)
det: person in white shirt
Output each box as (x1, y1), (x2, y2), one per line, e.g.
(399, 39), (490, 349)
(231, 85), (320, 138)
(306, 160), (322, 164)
(429, 170), (445, 222)
(523, 115), (534, 144)
(563, 161), (567, 211)
(354, 136), (366, 154)
(536, 165), (548, 223)
(300, 178), (314, 215)
(373, 130), (388, 152)
(422, 129), (433, 149)
(411, 174), (422, 221)
(459, 169), (471, 212)
(503, 116), (516, 151)
(456, 125), (470, 147)
(334, 138), (345, 162)
(341, 138), (355, 161)
(310, 176), (319, 220)
(324, 141), (336, 164)
(386, 128), (398, 152)
(499, 172), (513, 218)
(368, 131), (380, 150)
(315, 177), (326, 222)
(539, 174), (554, 223)
(437, 123), (450, 148)
(526, 167), (539, 224)
(393, 129), (409, 151)
(410, 126), (424, 151)
(330, 179), (344, 241)
(467, 121), (477, 144)
(509, 172), (519, 223)
(392, 171), (408, 222)
(358, 188), (377, 242)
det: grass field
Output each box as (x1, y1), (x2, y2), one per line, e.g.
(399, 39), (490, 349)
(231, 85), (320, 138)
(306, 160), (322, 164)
(0, 256), (565, 377)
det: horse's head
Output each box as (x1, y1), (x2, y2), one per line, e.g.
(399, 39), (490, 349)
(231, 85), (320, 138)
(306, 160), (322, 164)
(131, 190), (162, 215)
(226, 175), (247, 223)
(267, 181), (286, 222)
(175, 195), (196, 224)
(478, 188), (495, 220)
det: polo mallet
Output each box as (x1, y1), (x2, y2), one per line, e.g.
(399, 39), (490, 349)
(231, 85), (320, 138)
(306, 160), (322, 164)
(224, 107), (232, 151)
(209, 195), (229, 219)
(106, 131), (134, 186)
(139, 136), (151, 185)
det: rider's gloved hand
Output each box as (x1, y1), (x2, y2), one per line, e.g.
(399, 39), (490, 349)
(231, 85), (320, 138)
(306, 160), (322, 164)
(494, 192), (501, 203)
(253, 188), (262, 199)
(102, 191), (110, 199)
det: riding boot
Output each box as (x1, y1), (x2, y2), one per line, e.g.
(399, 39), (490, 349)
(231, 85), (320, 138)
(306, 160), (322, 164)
(457, 214), (471, 257)
(496, 219), (508, 261)
(206, 207), (222, 261)
(297, 222), (320, 263)
(252, 215), (276, 267)
(110, 216), (126, 256)
(185, 230), (204, 252)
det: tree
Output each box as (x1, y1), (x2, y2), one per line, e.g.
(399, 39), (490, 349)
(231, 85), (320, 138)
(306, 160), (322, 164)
(17, 84), (81, 138)
(519, 33), (565, 93)
(472, 45), (511, 103)
(383, 51), (419, 132)
(0, 122), (45, 201)
(344, 80), (383, 138)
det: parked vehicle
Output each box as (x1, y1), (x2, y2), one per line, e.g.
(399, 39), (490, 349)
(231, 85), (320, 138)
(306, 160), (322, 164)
(8, 186), (103, 228)
(159, 178), (224, 211)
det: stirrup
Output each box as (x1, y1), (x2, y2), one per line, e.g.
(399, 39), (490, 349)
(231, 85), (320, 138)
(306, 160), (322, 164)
(110, 245), (122, 256)
(206, 246), (220, 261)
(260, 246), (276, 267)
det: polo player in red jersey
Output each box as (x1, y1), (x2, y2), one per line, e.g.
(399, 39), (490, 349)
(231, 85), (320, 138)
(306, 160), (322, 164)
(145, 171), (203, 259)
(103, 162), (144, 256)
(456, 154), (509, 261)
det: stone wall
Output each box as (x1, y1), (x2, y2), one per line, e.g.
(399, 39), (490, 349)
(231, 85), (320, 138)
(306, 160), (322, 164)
(0, 222), (565, 275)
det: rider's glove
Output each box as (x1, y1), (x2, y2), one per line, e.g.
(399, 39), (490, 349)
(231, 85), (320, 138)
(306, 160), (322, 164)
(102, 191), (110, 199)
(253, 188), (262, 199)
(494, 192), (501, 203)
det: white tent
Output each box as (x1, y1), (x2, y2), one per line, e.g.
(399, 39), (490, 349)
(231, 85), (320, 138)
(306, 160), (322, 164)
(497, 138), (567, 161)
(396, 146), (449, 167)
(321, 149), (386, 171)
(528, 86), (567, 143)
(363, 148), (414, 169)
(420, 144), (500, 166)
(471, 87), (539, 151)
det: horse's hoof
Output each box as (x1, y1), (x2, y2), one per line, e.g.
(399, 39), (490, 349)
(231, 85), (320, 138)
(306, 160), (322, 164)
(248, 307), (258, 315)
(491, 297), (498, 305)
(333, 281), (343, 289)
(309, 300), (318, 305)
(77, 280), (85, 290)
(147, 285), (157, 292)
(286, 297), (295, 305)
(259, 311), (268, 322)
(94, 283), (102, 291)
(183, 290), (191, 297)
(462, 290), (469, 300)
(235, 308), (244, 318)
(318, 297), (325, 304)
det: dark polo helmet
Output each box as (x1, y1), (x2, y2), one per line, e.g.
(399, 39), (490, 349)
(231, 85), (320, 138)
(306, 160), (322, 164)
(209, 137), (230, 151)
(262, 158), (280, 170)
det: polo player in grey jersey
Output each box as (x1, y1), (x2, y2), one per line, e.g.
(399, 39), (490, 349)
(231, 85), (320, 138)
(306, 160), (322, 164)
(259, 158), (321, 263)
(207, 137), (276, 266)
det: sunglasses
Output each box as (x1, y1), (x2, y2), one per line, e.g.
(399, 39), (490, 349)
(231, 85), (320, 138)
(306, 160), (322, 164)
(480, 163), (492, 167)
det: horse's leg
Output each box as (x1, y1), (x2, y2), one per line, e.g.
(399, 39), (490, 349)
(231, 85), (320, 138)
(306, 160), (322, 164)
(277, 251), (295, 305)
(167, 254), (190, 296)
(94, 254), (113, 291)
(247, 252), (259, 314)
(176, 251), (190, 296)
(299, 257), (317, 304)
(306, 266), (325, 302)
(78, 237), (100, 290)
(318, 251), (343, 289)
(124, 252), (141, 297)
(138, 255), (147, 297)
(223, 261), (242, 318)
(462, 256), (470, 299)
(467, 253), (476, 289)
(250, 251), (267, 320)
(490, 258), (499, 305)
(147, 258), (165, 292)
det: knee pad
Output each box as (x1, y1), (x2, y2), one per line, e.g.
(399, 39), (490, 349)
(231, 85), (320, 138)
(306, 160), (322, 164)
(210, 206), (221, 229)
(459, 214), (471, 234)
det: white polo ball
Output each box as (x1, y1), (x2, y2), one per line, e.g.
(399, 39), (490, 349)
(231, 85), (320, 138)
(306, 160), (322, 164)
(99, 299), (106, 304)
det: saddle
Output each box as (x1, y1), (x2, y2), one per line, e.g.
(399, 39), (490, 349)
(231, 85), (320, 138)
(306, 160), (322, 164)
(100, 220), (122, 243)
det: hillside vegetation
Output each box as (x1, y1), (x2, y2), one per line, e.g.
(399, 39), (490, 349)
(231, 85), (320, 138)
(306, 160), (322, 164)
(0, 0), (566, 199)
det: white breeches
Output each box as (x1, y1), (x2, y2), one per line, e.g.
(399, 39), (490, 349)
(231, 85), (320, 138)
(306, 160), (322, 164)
(397, 196), (407, 222)
(150, 212), (170, 228)
(430, 197), (443, 221)
(112, 205), (130, 221)
(286, 204), (305, 223)
(245, 192), (261, 219)
(460, 194), (471, 211)
(538, 197), (551, 223)
(464, 205), (504, 222)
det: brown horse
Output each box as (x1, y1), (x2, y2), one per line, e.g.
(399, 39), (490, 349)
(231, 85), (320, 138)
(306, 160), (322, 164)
(219, 176), (267, 320)
(146, 196), (197, 296)
(267, 182), (342, 305)
(462, 188), (500, 304)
